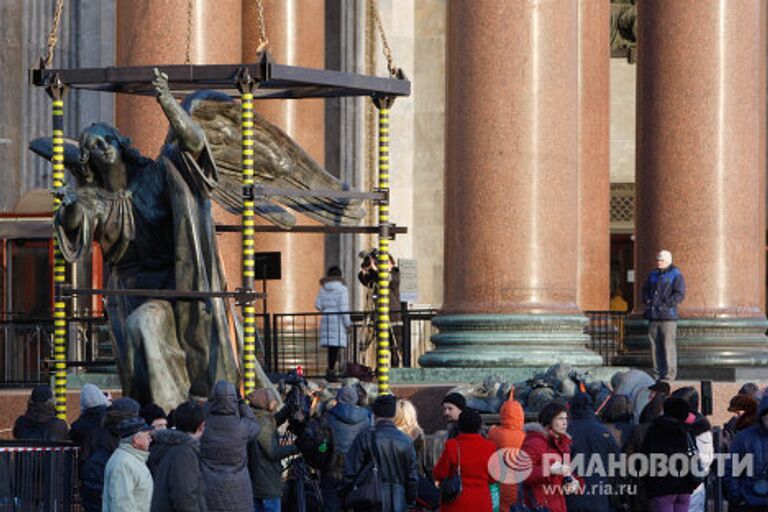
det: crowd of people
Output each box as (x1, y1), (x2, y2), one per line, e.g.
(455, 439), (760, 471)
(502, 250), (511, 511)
(10, 372), (768, 512)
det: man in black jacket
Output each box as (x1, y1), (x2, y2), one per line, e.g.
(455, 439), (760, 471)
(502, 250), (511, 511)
(247, 388), (298, 512)
(148, 401), (207, 512)
(642, 249), (686, 381)
(13, 385), (69, 441)
(343, 394), (418, 511)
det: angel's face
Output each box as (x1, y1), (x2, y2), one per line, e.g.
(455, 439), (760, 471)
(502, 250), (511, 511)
(80, 126), (122, 170)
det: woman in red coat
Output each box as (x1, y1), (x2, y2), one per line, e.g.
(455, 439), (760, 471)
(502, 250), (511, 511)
(520, 401), (580, 512)
(433, 409), (498, 512)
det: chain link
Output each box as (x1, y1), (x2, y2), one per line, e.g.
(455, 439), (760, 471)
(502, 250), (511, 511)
(185, 0), (194, 64)
(44, 0), (66, 68)
(255, 0), (269, 53)
(370, 0), (396, 76)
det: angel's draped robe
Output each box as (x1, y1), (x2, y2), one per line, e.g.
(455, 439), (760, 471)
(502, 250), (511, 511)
(54, 143), (246, 410)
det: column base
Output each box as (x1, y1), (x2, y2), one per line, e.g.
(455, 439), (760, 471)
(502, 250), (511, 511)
(614, 317), (768, 368)
(418, 314), (603, 368)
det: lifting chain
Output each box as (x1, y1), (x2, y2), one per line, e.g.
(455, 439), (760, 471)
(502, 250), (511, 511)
(44, 0), (66, 68)
(185, 0), (194, 64)
(255, 0), (269, 53)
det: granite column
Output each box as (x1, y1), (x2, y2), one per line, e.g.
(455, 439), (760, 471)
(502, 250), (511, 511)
(243, 0), (326, 314)
(420, 0), (601, 368)
(116, 0), (244, 289)
(617, 0), (768, 371)
(577, 0), (610, 312)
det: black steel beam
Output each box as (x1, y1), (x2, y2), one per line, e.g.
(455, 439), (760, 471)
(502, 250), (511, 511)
(60, 287), (264, 301)
(214, 224), (408, 235)
(29, 52), (410, 99)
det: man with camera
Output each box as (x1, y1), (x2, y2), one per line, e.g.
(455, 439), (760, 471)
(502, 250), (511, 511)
(358, 249), (403, 366)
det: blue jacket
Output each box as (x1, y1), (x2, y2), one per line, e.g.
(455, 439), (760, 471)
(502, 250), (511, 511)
(726, 395), (768, 507)
(566, 394), (619, 512)
(326, 403), (373, 456)
(643, 265), (686, 320)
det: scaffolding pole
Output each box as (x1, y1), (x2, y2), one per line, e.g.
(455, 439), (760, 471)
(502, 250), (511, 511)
(48, 78), (68, 419)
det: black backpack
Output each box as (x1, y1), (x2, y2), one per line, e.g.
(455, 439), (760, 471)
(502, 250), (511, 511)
(297, 416), (335, 470)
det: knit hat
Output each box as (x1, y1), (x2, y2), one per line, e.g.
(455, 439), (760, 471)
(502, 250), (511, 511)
(189, 379), (210, 403)
(538, 400), (568, 428)
(458, 409), (482, 434)
(139, 403), (166, 425)
(80, 383), (110, 411)
(663, 396), (690, 422)
(110, 397), (141, 415)
(30, 385), (54, 404)
(372, 394), (397, 418)
(337, 386), (358, 406)
(442, 392), (466, 411)
(247, 388), (275, 410)
(116, 417), (153, 439)
(568, 392), (595, 419)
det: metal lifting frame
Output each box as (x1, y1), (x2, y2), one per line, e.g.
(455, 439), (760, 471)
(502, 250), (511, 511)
(34, 55), (411, 410)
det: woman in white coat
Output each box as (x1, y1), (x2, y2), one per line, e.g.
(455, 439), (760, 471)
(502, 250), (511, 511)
(315, 266), (353, 379)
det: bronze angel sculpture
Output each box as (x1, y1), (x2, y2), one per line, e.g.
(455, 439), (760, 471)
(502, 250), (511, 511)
(30, 69), (363, 410)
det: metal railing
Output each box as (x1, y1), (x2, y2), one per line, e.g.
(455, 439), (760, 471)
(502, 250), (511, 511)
(0, 316), (110, 388)
(0, 441), (79, 512)
(584, 311), (627, 366)
(265, 306), (438, 377)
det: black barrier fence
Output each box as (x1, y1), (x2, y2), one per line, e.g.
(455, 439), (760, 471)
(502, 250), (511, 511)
(0, 316), (110, 388)
(0, 310), (626, 382)
(264, 305), (439, 377)
(0, 442), (78, 512)
(584, 311), (627, 365)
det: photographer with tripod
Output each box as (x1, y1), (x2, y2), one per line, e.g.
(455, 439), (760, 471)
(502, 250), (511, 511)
(358, 249), (403, 367)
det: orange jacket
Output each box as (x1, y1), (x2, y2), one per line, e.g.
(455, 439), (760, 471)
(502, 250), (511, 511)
(488, 399), (526, 509)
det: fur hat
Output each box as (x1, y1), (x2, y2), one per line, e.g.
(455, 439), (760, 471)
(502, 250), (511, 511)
(538, 400), (568, 427)
(139, 403), (166, 425)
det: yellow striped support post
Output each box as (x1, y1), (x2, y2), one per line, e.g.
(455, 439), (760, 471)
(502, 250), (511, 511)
(373, 96), (395, 395)
(238, 74), (258, 394)
(50, 86), (68, 419)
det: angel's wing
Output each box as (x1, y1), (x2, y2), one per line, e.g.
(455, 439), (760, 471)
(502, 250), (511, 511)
(192, 100), (366, 226)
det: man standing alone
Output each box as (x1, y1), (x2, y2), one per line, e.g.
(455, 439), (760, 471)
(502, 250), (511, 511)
(643, 249), (686, 381)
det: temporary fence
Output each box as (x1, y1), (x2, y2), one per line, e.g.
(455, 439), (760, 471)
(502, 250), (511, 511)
(265, 306), (438, 377)
(0, 441), (79, 512)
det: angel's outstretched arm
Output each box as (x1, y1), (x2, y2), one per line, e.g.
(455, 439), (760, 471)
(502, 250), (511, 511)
(153, 68), (205, 156)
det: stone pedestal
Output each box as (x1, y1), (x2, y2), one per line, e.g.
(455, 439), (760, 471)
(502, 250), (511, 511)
(419, 1), (601, 368)
(616, 1), (768, 369)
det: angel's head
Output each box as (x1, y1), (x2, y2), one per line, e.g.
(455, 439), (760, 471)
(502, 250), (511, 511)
(77, 123), (147, 186)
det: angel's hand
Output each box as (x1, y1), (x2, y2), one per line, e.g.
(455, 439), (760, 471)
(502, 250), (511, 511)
(52, 186), (77, 206)
(152, 68), (172, 99)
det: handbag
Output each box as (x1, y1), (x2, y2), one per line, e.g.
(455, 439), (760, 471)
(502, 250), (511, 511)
(346, 430), (383, 509)
(439, 442), (462, 503)
(510, 484), (551, 512)
(416, 473), (440, 510)
(685, 430), (707, 487)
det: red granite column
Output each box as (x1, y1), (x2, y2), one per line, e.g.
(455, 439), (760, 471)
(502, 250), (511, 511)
(619, 0), (768, 371)
(420, 0), (601, 368)
(243, 0), (325, 315)
(116, 0), (244, 290)
(577, 0), (610, 312)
